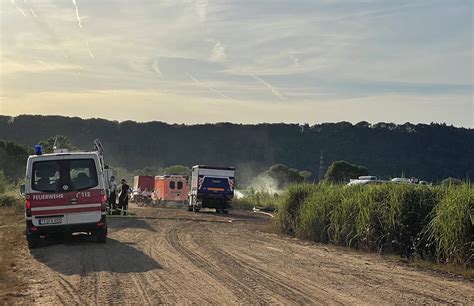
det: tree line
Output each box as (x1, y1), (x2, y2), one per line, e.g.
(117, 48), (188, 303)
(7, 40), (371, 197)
(0, 115), (472, 183)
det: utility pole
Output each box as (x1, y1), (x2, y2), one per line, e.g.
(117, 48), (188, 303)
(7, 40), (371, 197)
(318, 150), (324, 183)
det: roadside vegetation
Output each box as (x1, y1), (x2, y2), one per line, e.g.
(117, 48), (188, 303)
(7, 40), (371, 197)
(275, 182), (473, 269)
(0, 173), (25, 301)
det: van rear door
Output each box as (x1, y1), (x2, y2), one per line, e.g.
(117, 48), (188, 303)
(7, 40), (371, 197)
(30, 157), (104, 227)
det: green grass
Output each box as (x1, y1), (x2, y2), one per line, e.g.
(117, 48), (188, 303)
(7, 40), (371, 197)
(276, 182), (473, 267)
(426, 183), (473, 265)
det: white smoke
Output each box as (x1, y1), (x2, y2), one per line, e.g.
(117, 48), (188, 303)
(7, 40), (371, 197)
(234, 190), (245, 199)
(250, 175), (283, 195)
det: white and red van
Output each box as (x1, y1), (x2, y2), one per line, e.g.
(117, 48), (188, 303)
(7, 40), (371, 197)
(22, 149), (108, 248)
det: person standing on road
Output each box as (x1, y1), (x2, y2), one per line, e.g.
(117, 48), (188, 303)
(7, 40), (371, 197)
(108, 176), (117, 213)
(118, 178), (130, 215)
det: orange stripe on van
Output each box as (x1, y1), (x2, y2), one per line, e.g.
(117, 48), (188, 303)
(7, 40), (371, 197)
(207, 187), (224, 191)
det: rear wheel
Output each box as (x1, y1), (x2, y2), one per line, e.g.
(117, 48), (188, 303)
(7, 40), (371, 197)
(27, 232), (40, 249)
(96, 227), (107, 243)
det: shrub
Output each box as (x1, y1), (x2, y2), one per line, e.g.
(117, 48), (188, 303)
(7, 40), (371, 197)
(275, 184), (315, 235)
(276, 182), (472, 265)
(0, 194), (21, 210)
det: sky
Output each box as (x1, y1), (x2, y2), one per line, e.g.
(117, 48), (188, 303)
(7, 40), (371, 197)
(0, 0), (472, 126)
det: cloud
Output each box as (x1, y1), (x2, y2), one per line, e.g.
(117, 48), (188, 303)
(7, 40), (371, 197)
(1, 59), (82, 74)
(195, 0), (208, 22)
(1, 0), (471, 126)
(210, 41), (226, 62)
(2, 90), (472, 127)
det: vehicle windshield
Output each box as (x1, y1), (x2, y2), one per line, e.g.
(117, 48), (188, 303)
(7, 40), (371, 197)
(32, 158), (98, 193)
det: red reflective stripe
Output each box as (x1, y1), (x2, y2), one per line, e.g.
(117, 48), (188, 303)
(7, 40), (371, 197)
(30, 190), (103, 207)
(32, 207), (101, 216)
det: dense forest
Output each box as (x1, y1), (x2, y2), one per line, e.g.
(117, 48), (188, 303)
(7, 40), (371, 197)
(0, 115), (473, 182)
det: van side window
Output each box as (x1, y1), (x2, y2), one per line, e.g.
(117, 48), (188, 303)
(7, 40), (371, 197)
(169, 181), (175, 189)
(177, 181), (183, 190)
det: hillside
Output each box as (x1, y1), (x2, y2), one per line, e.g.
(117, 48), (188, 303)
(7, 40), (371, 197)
(0, 115), (473, 181)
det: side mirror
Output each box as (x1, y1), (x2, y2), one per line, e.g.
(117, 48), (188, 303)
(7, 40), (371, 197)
(19, 184), (26, 197)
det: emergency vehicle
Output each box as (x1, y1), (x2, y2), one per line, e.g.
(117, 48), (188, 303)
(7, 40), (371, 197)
(152, 175), (188, 204)
(20, 140), (110, 248)
(188, 165), (235, 213)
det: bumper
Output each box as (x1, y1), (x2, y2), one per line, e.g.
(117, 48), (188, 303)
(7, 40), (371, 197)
(27, 216), (107, 234)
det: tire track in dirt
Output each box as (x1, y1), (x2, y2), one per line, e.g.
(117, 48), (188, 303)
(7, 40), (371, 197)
(190, 225), (329, 304)
(165, 225), (270, 304)
(142, 222), (235, 304)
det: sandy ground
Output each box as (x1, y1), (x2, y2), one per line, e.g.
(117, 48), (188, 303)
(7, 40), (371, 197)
(9, 204), (474, 304)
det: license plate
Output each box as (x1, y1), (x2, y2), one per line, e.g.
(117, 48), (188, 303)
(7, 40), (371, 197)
(38, 217), (63, 225)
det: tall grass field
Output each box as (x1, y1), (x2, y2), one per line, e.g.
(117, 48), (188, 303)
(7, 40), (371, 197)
(276, 183), (473, 267)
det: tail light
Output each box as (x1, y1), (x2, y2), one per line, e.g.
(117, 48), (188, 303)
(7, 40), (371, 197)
(100, 194), (107, 212)
(25, 196), (31, 217)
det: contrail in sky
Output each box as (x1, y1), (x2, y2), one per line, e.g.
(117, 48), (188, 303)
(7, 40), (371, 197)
(70, 0), (95, 59)
(86, 41), (95, 59)
(152, 58), (163, 77)
(72, 0), (82, 29)
(251, 75), (286, 100)
(11, 0), (27, 16)
(23, 0), (39, 20)
(186, 72), (233, 101)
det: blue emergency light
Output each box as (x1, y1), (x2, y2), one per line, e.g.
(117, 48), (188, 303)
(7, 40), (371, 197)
(35, 144), (43, 155)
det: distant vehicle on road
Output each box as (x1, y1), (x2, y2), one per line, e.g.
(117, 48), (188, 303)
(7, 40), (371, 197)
(347, 176), (382, 186)
(152, 175), (188, 204)
(131, 175), (154, 203)
(188, 165), (235, 213)
(391, 177), (429, 185)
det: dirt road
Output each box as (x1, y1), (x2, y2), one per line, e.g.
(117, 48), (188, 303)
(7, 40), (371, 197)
(12, 205), (473, 304)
